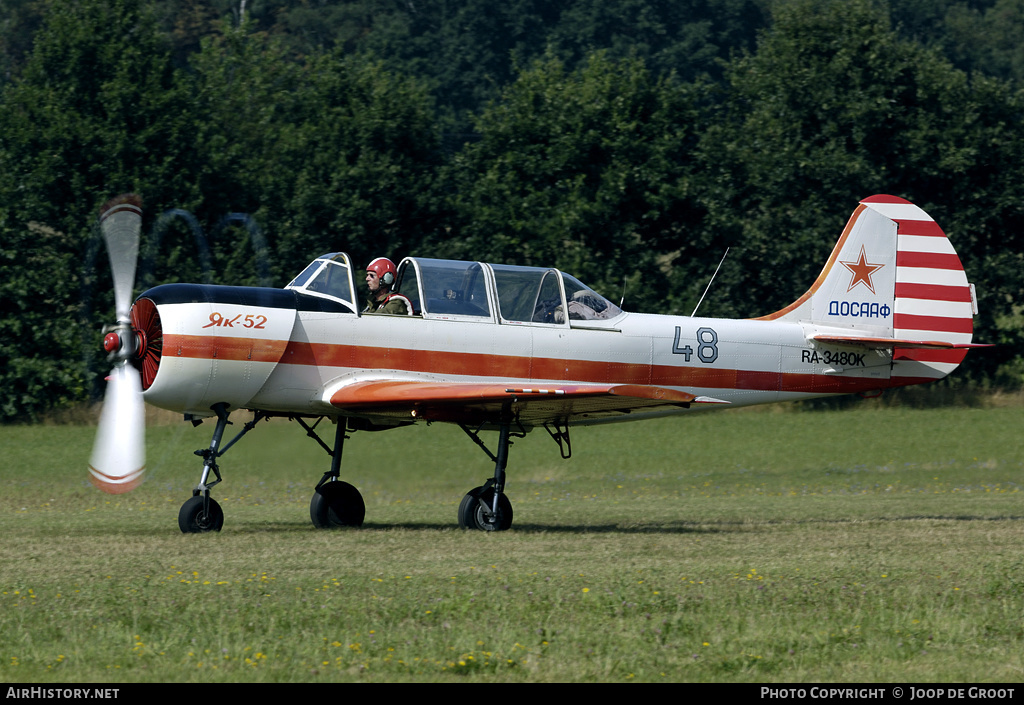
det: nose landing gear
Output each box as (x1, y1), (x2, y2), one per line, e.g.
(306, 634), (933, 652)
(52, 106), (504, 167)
(178, 493), (224, 533)
(178, 404), (268, 534)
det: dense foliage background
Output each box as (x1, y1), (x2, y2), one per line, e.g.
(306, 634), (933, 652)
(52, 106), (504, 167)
(1, 0), (1022, 421)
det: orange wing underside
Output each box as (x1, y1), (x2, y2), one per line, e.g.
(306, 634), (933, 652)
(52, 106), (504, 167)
(329, 380), (725, 425)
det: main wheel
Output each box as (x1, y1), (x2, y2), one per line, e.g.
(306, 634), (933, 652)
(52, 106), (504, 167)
(310, 481), (365, 528)
(458, 486), (513, 531)
(178, 495), (224, 533)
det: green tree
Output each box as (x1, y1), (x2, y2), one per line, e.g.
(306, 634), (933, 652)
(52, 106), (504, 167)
(247, 0), (769, 132)
(942, 0), (1024, 84)
(0, 0), (194, 230)
(185, 25), (445, 280)
(0, 217), (88, 420)
(698, 0), (1024, 381)
(0, 0), (48, 84)
(339, 0), (565, 132)
(546, 0), (767, 83)
(446, 52), (709, 309)
(0, 0), (195, 421)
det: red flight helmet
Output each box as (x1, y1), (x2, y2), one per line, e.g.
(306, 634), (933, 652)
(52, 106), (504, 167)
(367, 257), (397, 287)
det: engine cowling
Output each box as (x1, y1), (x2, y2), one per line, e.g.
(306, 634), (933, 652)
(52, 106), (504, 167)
(131, 284), (299, 416)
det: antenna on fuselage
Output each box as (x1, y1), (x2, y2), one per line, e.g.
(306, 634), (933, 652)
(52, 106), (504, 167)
(690, 247), (730, 317)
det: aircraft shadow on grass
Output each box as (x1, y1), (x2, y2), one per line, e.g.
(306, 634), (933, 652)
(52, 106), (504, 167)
(114, 513), (1024, 537)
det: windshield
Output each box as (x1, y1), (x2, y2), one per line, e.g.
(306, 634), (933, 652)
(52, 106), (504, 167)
(285, 252), (358, 312)
(288, 261), (321, 289)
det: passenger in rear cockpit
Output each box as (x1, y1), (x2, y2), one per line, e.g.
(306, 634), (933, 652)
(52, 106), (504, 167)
(364, 257), (412, 315)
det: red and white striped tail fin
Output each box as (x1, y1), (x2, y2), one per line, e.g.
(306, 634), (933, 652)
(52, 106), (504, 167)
(760, 195), (979, 382)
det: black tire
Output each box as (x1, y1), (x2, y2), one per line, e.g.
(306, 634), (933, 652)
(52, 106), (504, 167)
(178, 495), (224, 533)
(310, 481), (365, 528)
(458, 486), (513, 531)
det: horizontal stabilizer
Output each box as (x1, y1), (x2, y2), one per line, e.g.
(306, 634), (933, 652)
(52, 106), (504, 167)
(812, 335), (993, 350)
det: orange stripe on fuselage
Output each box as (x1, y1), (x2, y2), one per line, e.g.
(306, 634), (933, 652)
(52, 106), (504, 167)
(163, 332), (927, 396)
(164, 334), (289, 363)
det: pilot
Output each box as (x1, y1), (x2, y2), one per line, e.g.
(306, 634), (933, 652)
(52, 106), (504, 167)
(364, 257), (412, 315)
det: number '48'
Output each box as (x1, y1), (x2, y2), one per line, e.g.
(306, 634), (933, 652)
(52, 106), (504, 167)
(671, 326), (719, 363)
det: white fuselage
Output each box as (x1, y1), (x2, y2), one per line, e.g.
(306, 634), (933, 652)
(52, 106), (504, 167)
(142, 296), (904, 423)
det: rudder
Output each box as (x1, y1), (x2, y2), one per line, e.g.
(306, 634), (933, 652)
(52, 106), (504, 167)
(867, 195), (975, 382)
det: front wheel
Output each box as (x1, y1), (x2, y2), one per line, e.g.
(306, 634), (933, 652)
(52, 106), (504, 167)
(310, 481), (365, 528)
(178, 495), (224, 533)
(458, 486), (513, 531)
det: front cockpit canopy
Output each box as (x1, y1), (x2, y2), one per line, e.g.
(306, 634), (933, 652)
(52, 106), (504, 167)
(395, 259), (491, 318)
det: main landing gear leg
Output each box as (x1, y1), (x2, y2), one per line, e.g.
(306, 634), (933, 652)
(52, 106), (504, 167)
(308, 418), (365, 528)
(458, 415), (515, 532)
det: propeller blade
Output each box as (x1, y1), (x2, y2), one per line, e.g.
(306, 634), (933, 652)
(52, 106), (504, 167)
(99, 194), (142, 323)
(89, 363), (146, 494)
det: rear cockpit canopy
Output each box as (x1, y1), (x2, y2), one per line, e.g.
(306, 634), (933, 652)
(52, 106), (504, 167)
(488, 264), (623, 324)
(397, 258), (623, 325)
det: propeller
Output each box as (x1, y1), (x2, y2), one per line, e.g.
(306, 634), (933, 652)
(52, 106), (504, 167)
(88, 195), (146, 494)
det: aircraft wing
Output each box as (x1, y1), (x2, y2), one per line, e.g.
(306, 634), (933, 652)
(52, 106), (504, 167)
(328, 380), (729, 426)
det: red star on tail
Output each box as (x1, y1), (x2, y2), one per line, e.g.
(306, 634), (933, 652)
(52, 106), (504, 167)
(840, 246), (884, 294)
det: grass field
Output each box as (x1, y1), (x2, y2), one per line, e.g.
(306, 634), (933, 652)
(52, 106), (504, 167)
(1, 402), (1022, 682)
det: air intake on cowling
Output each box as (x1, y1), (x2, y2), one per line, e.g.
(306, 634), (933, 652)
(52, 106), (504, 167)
(130, 297), (162, 390)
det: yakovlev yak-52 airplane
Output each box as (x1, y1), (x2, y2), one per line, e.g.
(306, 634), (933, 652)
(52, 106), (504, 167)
(89, 194), (985, 533)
